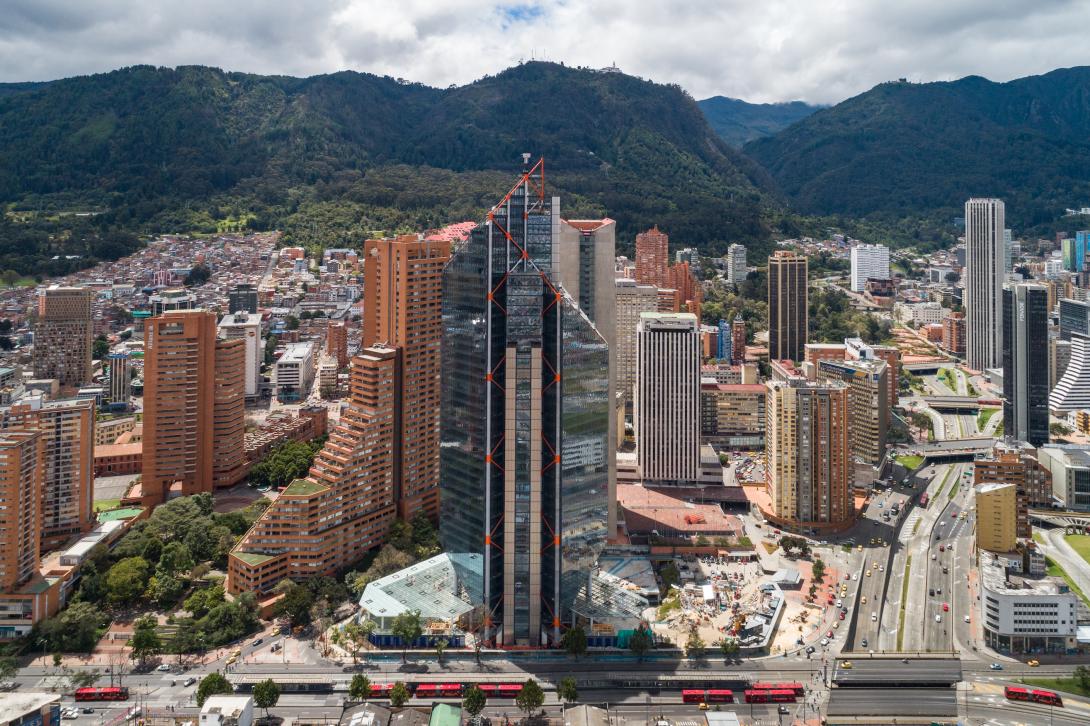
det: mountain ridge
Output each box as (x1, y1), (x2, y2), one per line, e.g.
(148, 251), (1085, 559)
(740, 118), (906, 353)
(698, 95), (821, 147)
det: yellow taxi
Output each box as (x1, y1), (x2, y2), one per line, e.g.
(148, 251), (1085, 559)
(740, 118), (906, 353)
(841, 661), (853, 669)
(699, 703), (709, 711)
(1028, 659), (1040, 667)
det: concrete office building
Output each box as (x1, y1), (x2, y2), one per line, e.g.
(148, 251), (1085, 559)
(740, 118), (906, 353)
(1002, 284), (1049, 447)
(766, 379), (852, 529)
(635, 226), (669, 287)
(228, 283), (259, 314)
(218, 312), (262, 398)
(635, 313), (700, 484)
(362, 234), (452, 521)
(149, 288), (196, 317)
(274, 342), (315, 402)
(816, 358), (889, 466)
(1050, 338), (1073, 392)
(964, 198), (1006, 371)
(0, 399), (95, 550)
(975, 483), (1018, 553)
(615, 279), (659, 404)
(440, 162), (611, 646)
(768, 251), (808, 362)
(108, 352), (131, 406)
(33, 286), (94, 389)
(700, 382), (765, 449)
(942, 311), (967, 356)
(229, 346), (398, 596)
(1051, 333), (1090, 414)
(979, 551), (1078, 654)
(142, 310), (246, 506)
(726, 244), (747, 285)
(1037, 445), (1090, 511)
(1059, 298), (1090, 341)
(849, 244), (890, 293)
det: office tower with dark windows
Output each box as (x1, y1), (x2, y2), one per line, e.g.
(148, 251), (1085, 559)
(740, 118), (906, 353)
(965, 198), (1005, 371)
(33, 286), (94, 389)
(1003, 284), (1049, 447)
(768, 251), (808, 362)
(228, 283), (259, 314)
(1059, 298), (1090, 341)
(440, 160), (610, 647)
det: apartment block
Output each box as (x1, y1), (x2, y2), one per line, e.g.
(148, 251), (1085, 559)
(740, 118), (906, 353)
(975, 483), (1018, 553)
(766, 379), (852, 528)
(726, 243), (747, 285)
(635, 226), (669, 287)
(218, 312), (263, 398)
(700, 382), (765, 449)
(615, 280), (659, 403)
(850, 244), (890, 292)
(816, 358), (889, 466)
(1, 399), (95, 550)
(33, 286), (94, 389)
(326, 320), (349, 369)
(942, 311), (966, 356)
(228, 346), (398, 595)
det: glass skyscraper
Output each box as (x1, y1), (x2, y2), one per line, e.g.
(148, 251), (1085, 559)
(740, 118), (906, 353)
(440, 160), (610, 647)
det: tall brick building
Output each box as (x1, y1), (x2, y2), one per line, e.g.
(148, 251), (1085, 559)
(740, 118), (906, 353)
(33, 286), (94, 389)
(228, 346), (399, 595)
(362, 234), (451, 521)
(142, 311), (246, 506)
(635, 226), (670, 287)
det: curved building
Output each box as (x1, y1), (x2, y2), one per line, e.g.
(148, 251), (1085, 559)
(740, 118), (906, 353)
(1050, 332), (1090, 414)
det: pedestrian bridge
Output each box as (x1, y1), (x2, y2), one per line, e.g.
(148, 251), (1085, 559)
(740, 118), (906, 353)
(1028, 509), (1090, 532)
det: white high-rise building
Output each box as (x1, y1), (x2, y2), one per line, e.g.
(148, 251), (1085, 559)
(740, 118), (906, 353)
(849, 244), (890, 292)
(615, 279), (660, 404)
(635, 312), (700, 483)
(1050, 333), (1090, 414)
(965, 198), (1006, 371)
(726, 243), (747, 284)
(218, 312), (263, 398)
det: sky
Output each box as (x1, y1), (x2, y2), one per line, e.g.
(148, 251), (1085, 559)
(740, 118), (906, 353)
(1, 0), (1087, 104)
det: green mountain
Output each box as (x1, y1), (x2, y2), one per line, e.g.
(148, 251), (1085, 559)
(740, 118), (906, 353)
(744, 67), (1090, 227)
(0, 62), (776, 274)
(698, 96), (820, 147)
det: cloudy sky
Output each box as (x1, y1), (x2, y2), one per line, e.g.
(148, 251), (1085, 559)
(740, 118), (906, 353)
(1, 0), (1086, 104)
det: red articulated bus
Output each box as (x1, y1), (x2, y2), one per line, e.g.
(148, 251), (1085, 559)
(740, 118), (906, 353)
(1031, 689), (1064, 707)
(75, 687), (129, 702)
(744, 690), (770, 704)
(414, 684), (439, 698)
(496, 684), (523, 698)
(369, 683), (394, 698)
(769, 689), (797, 703)
(1004, 686), (1031, 702)
(753, 682), (804, 696)
(477, 684), (498, 697)
(682, 689), (706, 703)
(706, 689), (734, 703)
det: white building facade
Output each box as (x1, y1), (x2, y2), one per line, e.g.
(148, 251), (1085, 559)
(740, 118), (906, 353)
(726, 244), (748, 285)
(979, 552), (1078, 654)
(635, 312), (701, 483)
(218, 312), (263, 398)
(849, 244), (890, 292)
(273, 341), (315, 402)
(965, 198), (1006, 371)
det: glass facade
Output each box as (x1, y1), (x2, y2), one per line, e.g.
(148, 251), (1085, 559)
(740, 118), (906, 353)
(440, 163), (609, 646)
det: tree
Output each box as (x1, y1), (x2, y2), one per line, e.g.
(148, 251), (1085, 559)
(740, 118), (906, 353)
(349, 674), (372, 701)
(561, 625), (587, 660)
(515, 679), (545, 718)
(69, 669), (99, 690)
(130, 616), (162, 665)
(184, 263), (211, 287)
(285, 315), (300, 331)
(685, 630), (706, 661)
(812, 558), (826, 584)
(196, 672), (233, 706)
(1075, 665), (1090, 691)
(434, 637), (448, 664)
(106, 557), (151, 604)
(272, 583), (314, 627)
(0, 270), (20, 288)
(253, 678), (281, 717)
(390, 681), (411, 707)
(628, 628), (653, 662)
(158, 541), (195, 576)
(92, 335), (110, 360)
(391, 610), (422, 663)
(718, 638), (740, 660)
(0, 656), (15, 680)
(463, 685), (486, 717)
(557, 677), (578, 704)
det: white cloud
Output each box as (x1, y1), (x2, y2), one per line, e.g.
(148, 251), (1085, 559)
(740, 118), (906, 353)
(0, 0), (1088, 103)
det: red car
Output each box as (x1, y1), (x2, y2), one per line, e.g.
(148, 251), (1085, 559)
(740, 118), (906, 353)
(942, 603), (949, 612)
(839, 612), (845, 620)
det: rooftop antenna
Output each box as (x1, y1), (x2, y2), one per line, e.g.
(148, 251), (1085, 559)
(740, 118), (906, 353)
(521, 152), (532, 169)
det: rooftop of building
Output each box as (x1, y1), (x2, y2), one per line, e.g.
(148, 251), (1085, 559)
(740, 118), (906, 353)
(359, 552), (483, 622)
(700, 382), (766, 393)
(429, 703), (461, 726)
(980, 551), (1072, 597)
(278, 342), (315, 363)
(976, 482), (1015, 495)
(233, 551), (276, 566)
(617, 484), (742, 535)
(219, 311), (262, 327)
(1040, 444), (1090, 468)
(563, 218), (616, 232)
(97, 507), (144, 523)
(0, 691), (60, 716)
(282, 478), (328, 496)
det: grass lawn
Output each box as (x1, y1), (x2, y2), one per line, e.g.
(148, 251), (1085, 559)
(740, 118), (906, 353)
(1022, 677), (1090, 698)
(977, 408), (999, 430)
(1046, 557), (1090, 606)
(1066, 534), (1090, 567)
(94, 499), (121, 512)
(897, 454), (924, 470)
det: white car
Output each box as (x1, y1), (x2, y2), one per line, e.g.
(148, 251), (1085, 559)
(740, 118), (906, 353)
(964, 615), (971, 623)
(835, 600), (843, 608)
(935, 614), (942, 622)
(871, 612), (877, 622)
(853, 573), (859, 581)
(156, 663), (172, 672)
(820, 638), (829, 647)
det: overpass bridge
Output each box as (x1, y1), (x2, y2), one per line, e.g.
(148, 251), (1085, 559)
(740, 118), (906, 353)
(909, 438), (994, 463)
(921, 395), (981, 413)
(1029, 509), (1090, 532)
